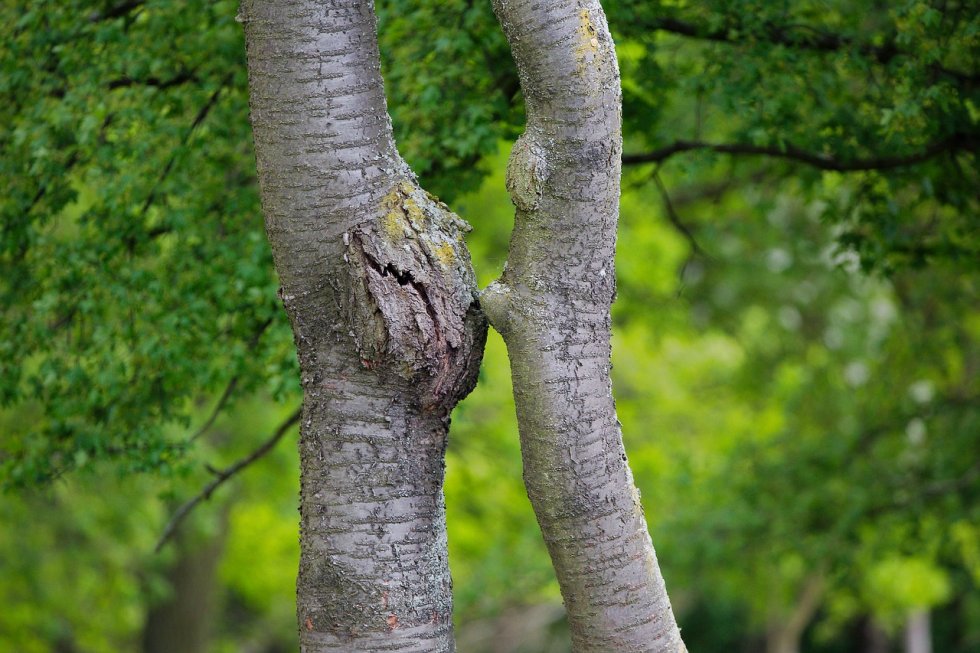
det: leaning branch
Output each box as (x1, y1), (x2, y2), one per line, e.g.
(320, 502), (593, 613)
(107, 69), (199, 90)
(865, 460), (980, 520)
(622, 134), (970, 171)
(188, 376), (240, 443)
(651, 169), (708, 258)
(155, 407), (301, 552)
(644, 16), (899, 63)
(88, 0), (145, 22)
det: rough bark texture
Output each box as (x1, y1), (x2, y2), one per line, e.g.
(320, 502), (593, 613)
(483, 2), (686, 651)
(240, 1), (485, 651)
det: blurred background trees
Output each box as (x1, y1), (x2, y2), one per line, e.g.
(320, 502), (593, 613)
(1, 1), (977, 651)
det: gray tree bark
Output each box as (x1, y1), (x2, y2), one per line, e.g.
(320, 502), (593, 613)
(240, 1), (485, 651)
(241, 1), (685, 651)
(481, 2), (687, 652)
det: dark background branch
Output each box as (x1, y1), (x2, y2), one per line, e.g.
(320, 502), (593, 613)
(642, 15), (977, 83)
(623, 134), (972, 171)
(155, 407), (302, 553)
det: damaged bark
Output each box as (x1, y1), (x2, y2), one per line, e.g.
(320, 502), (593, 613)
(241, 0), (684, 651)
(240, 1), (484, 650)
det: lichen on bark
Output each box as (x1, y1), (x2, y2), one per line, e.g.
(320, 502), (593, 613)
(341, 180), (485, 410)
(241, 1), (485, 650)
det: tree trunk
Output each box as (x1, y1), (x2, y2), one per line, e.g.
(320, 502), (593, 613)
(904, 609), (932, 653)
(142, 519), (226, 653)
(864, 617), (891, 653)
(242, 0), (685, 650)
(481, 2), (686, 652)
(765, 574), (824, 653)
(240, 1), (485, 651)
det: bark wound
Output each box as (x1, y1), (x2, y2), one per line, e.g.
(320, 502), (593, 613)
(506, 133), (549, 212)
(343, 181), (485, 410)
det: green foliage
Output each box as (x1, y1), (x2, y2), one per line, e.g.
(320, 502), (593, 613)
(377, 0), (522, 200)
(608, 0), (979, 271)
(1, 0), (297, 486)
(865, 556), (950, 626)
(0, 470), (164, 652)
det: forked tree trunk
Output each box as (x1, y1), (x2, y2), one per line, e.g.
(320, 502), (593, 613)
(241, 1), (485, 650)
(241, 1), (684, 652)
(482, 2), (686, 652)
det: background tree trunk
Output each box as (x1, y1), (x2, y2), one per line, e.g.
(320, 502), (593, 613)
(482, 2), (686, 652)
(765, 575), (824, 653)
(142, 517), (226, 653)
(904, 609), (932, 653)
(240, 1), (485, 650)
(864, 617), (891, 653)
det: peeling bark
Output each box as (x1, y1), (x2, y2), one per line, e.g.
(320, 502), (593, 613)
(240, 1), (485, 650)
(484, 1), (686, 651)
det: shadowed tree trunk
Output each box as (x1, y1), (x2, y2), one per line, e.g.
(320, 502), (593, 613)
(765, 574), (824, 653)
(142, 517), (226, 653)
(480, 2), (686, 652)
(864, 617), (891, 653)
(240, 1), (684, 651)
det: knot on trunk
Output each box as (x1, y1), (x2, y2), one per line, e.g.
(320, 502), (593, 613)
(342, 181), (486, 409)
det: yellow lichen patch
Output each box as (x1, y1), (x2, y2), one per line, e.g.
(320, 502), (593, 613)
(381, 204), (406, 241)
(431, 240), (456, 267)
(401, 194), (427, 230)
(574, 8), (599, 67)
(379, 181), (428, 239)
(380, 185), (407, 239)
(424, 190), (447, 209)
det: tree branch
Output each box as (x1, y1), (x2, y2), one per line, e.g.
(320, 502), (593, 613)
(645, 16), (898, 62)
(189, 377), (239, 443)
(155, 407), (301, 553)
(124, 74), (232, 251)
(107, 69), (199, 90)
(139, 74), (232, 217)
(651, 169), (708, 258)
(622, 134), (971, 171)
(642, 15), (977, 83)
(188, 318), (273, 443)
(864, 460), (980, 520)
(88, 1), (145, 22)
